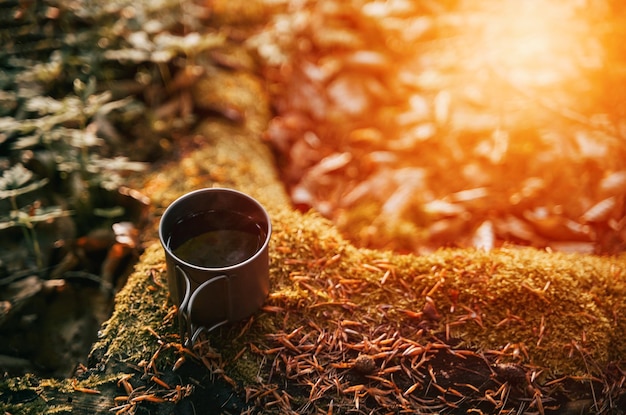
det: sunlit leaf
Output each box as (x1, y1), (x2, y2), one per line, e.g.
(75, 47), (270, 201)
(25, 96), (65, 115)
(153, 31), (226, 57)
(11, 134), (42, 150)
(104, 48), (152, 62)
(0, 206), (73, 229)
(0, 164), (34, 190)
(91, 156), (147, 173)
(0, 178), (49, 199)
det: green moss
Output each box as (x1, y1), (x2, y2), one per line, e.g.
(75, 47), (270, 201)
(1, 375), (49, 415)
(0, 373), (121, 415)
(90, 243), (175, 370)
(238, 208), (625, 378)
(108, 198), (626, 380)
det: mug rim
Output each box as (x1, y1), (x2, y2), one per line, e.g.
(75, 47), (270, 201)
(159, 187), (272, 272)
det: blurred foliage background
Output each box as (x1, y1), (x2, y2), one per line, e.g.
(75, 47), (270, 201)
(255, 0), (626, 255)
(0, 0), (229, 376)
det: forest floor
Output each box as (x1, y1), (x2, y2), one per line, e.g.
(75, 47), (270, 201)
(1, 0), (626, 414)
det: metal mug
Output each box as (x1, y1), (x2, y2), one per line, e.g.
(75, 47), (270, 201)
(159, 188), (271, 346)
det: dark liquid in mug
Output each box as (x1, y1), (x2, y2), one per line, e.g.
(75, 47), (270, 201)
(167, 210), (265, 268)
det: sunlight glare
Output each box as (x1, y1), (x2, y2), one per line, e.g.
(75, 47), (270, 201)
(472, 0), (595, 88)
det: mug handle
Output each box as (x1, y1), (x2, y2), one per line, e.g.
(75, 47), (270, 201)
(176, 266), (231, 347)
(176, 265), (192, 343)
(187, 275), (231, 345)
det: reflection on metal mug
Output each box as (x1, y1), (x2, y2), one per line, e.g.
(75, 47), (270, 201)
(159, 188), (271, 346)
